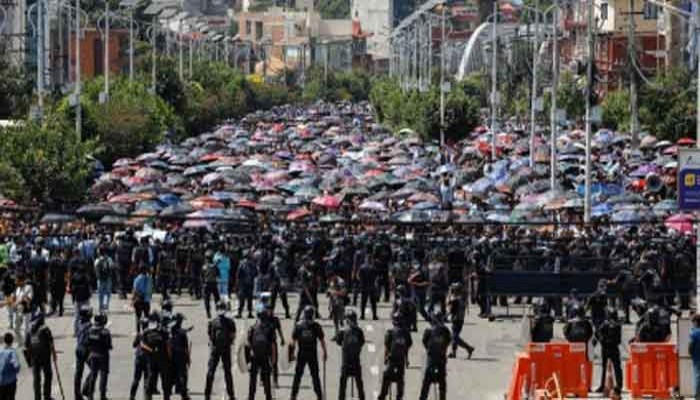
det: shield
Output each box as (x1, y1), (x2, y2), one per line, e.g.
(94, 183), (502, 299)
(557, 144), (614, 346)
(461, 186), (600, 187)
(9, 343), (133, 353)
(236, 343), (249, 374)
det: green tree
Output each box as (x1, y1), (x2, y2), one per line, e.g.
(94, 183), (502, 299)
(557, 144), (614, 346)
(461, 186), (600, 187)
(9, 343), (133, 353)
(318, 0), (351, 19)
(601, 90), (630, 131)
(0, 162), (26, 202)
(639, 68), (695, 141)
(0, 58), (33, 119)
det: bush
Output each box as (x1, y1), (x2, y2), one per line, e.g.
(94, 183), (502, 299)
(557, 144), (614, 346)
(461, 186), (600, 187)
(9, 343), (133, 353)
(0, 162), (26, 202)
(0, 115), (97, 206)
(601, 90), (630, 131)
(302, 68), (372, 103)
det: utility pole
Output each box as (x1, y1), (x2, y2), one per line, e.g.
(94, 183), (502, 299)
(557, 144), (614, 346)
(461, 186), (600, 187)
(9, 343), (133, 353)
(584, 0), (594, 223)
(36, 0), (45, 120)
(550, 0), (559, 189)
(151, 18), (157, 94)
(627, 0), (640, 146)
(75, 0), (82, 138)
(529, 0), (540, 167)
(104, 0), (110, 100)
(439, 4), (446, 148)
(490, 0), (498, 163)
(129, 6), (134, 81)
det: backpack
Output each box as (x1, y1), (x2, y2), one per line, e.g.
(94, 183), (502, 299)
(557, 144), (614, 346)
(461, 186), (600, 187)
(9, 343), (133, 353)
(342, 327), (362, 358)
(95, 257), (111, 281)
(389, 329), (408, 364)
(297, 322), (316, 349)
(251, 323), (270, 358)
(30, 326), (51, 358)
(212, 317), (234, 350)
(76, 321), (91, 349)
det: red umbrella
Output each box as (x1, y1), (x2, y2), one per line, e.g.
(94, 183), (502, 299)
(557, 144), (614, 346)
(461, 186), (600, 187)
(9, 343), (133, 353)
(677, 137), (696, 146)
(287, 208), (312, 221)
(312, 195), (341, 208)
(200, 154), (221, 162)
(665, 213), (694, 233)
(108, 193), (149, 204)
(663, 145), (678, 156)
(190, 197), (225, 209)
(238, 199), (257, 209)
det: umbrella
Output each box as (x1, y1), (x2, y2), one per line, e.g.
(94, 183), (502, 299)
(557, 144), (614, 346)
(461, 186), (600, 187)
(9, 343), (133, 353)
(183, 219), (213, 229)
(76, 203), (123, 218)
(190, 197), (225, 209)
(665, 213), (694, 233)
(677, 137), (696, 146)
(312, 195), (341, 208)
(607, 193), (646, 205)
(287, 208), (312, 221)
(653, 199), (678, 215)
(40, 213), (76, 224)
(639, 135), (658, 149)
(135, 167), (163, 180)
(358, 201), (388, 212)
(407, 192), (439, 203)
(295, 186), (321, 199)
(340, 186), (370, 197)
(157, 194), (181, 206)
(160, 203), (195, 218)
(319, 214), (345, 223)
(591, 203), (613, 217)
(99, 215), (127, 226)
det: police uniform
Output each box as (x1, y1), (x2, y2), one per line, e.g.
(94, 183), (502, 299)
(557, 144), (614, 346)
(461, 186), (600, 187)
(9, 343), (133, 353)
(530, 307), (555, 343)
(336, 316), (366, 400)
(129, 324), (149, 400)
(418, 317), (451, 400)
(563, 315), (594, 343)
(83, 315), (112, 400)
(169, 315), (190, 400)
(25, 313), (54, 400)
(204, 307), (236, 400)
(247, 317), (274, 400)
(595, 311), (623, 394)
(75, 309), (92, 400)
(203, 261), (220, 319)
(290, 309), (325, 400)
(236, 259), (255, 318)
(393, 286), (417, 332)
(447, 288), (474, 358)
(327, 277), (347, 336)
(142, 318), (171, 400)
(358, 261), (378, 320)
(294, 266), (315, 322)
(378, 320), (412, 400)
(269, 254), (291, 319)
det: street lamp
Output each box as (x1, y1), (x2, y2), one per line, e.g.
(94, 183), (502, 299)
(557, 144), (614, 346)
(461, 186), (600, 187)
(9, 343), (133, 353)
(144, 1), (176, 93)
(119, 0), (140, 81)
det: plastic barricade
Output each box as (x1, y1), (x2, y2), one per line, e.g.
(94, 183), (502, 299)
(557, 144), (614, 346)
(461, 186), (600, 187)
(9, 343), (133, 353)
(507, 343), (592, 400)
(625, 342), (678, 399)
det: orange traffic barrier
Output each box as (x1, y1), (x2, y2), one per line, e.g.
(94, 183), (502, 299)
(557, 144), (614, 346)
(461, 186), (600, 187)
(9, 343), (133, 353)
(625, 343), (678, 399)
(506, 343), (592, 400)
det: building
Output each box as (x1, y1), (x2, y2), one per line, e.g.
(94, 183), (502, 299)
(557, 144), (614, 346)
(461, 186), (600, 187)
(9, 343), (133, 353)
(69, 28), (130, 81)
(351, 0), (391, 67)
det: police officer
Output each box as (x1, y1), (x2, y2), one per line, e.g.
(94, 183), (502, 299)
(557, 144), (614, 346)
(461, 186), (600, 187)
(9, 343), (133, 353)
(563, 305), (594, 343)
(75, 305), (93, 400)
(327, 275), (348, 338)
(408, 264), (431, 322)
(565, 288), (582, 320)
(419, 311), (451, 400)
(357, 258), (378, 321)
(595, 307), (622, 395)
(269, 251), (291, 319)
(83, 313), (112, 400)
(24, 310), (56, 400)
(336, 308), (365, 400)
(246, 306), (275, 400)
(169, 313), (191, 400)
(377, 313), (412, 400)
(636, 305), (672, 342)
(205, 301), (236, 400)
(129, 317), (150, 400)
(290, 305), (327, 400)
(260, 293), (285, 388)
(236, 256), (255, 319)
(294, 264), (315, 322)
(447, 283), (475, 359)
(202, 252), (220, 319)
(586, 280), (609, 332)
(393, 285), (417, 332)
(142, 312), (171, 400)
(530, 303), (555, 343)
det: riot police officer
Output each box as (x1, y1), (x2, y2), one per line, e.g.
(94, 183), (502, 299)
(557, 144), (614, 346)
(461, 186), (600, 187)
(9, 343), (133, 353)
(205, 301), (236, 400)
(563, 305), (594, 343)
(269, 251), (291, 319)
(25, 310), (55, 400)
(246, 307), (275, 400)
(295, 264), (315, 322)
(357, 258), (377, 321)
(530, 303), (555, 343)
(143, 312), (171, 400)
(336, 308), (365, 400)
(378, 313), (412, 400)
(419, 310), (451, 400)
(260, 293), (285, 388)
(236, 256), (255, 319)
(129, 317), (150, 400)
(636, 305), (672, 342)
(327, 275), (348, 338)
(203, 252), (220, 319)
(393, 285), (417, 332)
(169, 313), (191, 400)
(83, 313), (112, 400)
(595, 307), (622, 395)
(447, 283), (474, 359)
(75, 305), (93, 400)
(586, 280), (609, 331)
(290, 305), (327, 400)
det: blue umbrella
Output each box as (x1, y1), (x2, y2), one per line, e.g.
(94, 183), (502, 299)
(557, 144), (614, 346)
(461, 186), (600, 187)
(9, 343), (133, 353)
(591, 203), (613, 217)
(158, 194), (181, 206)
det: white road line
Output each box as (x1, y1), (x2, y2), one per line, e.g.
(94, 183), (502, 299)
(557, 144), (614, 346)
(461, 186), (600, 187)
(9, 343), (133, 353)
(368, 344), (376, 353)
(370, 365), (379, 376)
(365, 324), (374, 332)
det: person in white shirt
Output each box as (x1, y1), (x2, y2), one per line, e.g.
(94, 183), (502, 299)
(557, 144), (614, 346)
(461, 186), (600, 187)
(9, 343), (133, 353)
(10, 275), (32, 342)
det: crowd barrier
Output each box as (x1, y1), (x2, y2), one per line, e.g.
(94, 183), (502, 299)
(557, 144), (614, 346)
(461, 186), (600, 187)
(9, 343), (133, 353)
(625, 343), (679, 398)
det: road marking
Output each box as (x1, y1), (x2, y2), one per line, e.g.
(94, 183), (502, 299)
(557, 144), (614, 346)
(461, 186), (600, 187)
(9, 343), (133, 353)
(365, 324), (374, 332)
(368, 344), (376, 353)
(370, 365), (379, 376)
(373, 390), (379, 398)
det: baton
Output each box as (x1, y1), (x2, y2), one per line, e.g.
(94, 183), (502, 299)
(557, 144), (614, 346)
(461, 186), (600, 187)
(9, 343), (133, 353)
(323, 358), (327, 400)
(53, 355), (66, 400)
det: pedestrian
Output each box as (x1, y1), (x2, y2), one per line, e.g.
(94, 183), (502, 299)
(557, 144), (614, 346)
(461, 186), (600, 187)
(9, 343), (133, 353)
(82, 313), (112, 400)
(202, 251), (220, 319)
(688, 314), (700, 399)
(114, 234), (134, 299)
(10, 274), (32, 341)
(377, 313), (411, 400)
(393, 284), (417, 332)
(260, 293), (285, 388)
(294, 264), (315, 322)
(132, 266), (153, 334)
(28, 238), (49, 313)
(418, 311), (451, 400)
(74, 305), (93, 400)
(327, 275), (348, 338)
(447, 283), (475, 359)
(0, 333), (20, 400)
(128, 317), (150, 400)
(408, 264), (431, 322)
(47, 249), (67, 317)
(94, 247), (114, 313)
(24, 311), (56, 400)
(70, 263), (91, 337)
(246, 306), (275, 400)
(168, 313), (191, 400)
(595, 307), (622, 395)
(214, 246), (231, 301)
(204, 301), (236, 400)
(290, 305), (327, 400)
(335, 308), (366, 400)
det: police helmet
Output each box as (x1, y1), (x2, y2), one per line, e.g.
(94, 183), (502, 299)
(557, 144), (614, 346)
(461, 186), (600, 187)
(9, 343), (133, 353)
(647, 306), (660, 323)
(161, 299), (174, 312)
(431, 310), (445, 325)
(572, 304), (586, 319)
(302, 305), (315, 321)
(78, 305), (93, 320)
(172, 313), (185, 327)
(396, 284), (407, 297)
(391, 312), (402, 327)
(344, 308), (358, 325)
(216, 300), (228, 315)
(259, 292), (272, 307)
(94, 313), (108, 326)
(605, 307), (618, 321)
(205, 249), (214, 259)
(450, 282), (464, 293)
(149, 311), (161, 323)
(255, 303), (267, 319)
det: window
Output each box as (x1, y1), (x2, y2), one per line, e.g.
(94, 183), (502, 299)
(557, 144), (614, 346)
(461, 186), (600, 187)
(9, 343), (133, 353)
(245, 20), (252, 35)
(600, 2), (608, 20)
(255, 21), (263, 40)
(643, 2), (659, 19)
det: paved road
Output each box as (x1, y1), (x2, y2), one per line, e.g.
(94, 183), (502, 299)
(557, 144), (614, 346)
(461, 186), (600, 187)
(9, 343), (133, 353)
(6, 294), (643, 400)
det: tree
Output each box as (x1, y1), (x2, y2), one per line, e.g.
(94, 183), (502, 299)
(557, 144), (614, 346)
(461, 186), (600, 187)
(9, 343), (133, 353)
(0, 162), (26, 202)
(0, 115), (97, 206)
(638, 68), (695, 141)
(601, 90), (630, 131)
(0, 58), (33, 119)
(318, 0), (351, 19)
